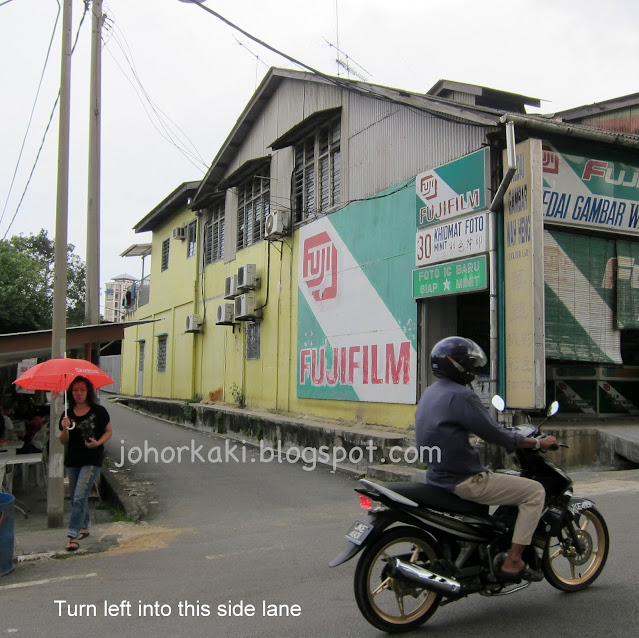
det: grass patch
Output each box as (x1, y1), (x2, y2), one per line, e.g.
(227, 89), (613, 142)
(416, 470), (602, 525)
(108, 506), (139, 523)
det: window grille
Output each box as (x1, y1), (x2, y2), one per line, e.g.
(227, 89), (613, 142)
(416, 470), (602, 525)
(237, 168), (270, 251)
(187, 220), (197, 258)
(293, 117), (341, 223)
(161, 238), (170, 271)
(157, 336), (167, 372)
(246, 322), (261, 360)
(204, 201), (225, 264)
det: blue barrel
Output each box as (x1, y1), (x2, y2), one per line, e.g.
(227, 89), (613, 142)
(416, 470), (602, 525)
(0, 493), (15, 576)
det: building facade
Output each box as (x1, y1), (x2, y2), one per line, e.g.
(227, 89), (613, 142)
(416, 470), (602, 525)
(119, 68), (639, 423)
(103, 274), (137, 323)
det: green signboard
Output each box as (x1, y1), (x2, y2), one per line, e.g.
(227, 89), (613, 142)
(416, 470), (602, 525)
(413, 255), (487, 299)
(416, 148), (490, 228)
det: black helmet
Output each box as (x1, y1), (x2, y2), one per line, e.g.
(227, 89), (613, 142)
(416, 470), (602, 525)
(431, 337), (487, 385)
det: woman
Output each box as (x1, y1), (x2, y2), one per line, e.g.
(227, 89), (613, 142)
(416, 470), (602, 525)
(59, 376), (112, 551)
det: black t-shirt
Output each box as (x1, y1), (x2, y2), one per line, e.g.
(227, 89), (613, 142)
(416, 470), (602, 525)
(59, 404), (110, 467)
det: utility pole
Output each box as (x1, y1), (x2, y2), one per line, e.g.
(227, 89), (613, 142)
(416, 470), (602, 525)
(48, 0), (73, 528)
(85, 0), (102, 363)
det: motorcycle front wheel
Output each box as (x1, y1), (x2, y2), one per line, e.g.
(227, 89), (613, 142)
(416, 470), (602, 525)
(542, 506), (609, 592)
(353, 526), (441, 633)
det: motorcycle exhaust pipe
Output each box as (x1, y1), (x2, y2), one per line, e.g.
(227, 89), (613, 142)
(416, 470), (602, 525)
(390, 558), (462, 596)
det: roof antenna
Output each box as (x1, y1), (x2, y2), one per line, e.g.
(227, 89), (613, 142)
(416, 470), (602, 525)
(323, 37), (371, 81)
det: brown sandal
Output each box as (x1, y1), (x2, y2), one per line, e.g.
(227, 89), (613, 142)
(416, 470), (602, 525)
(66, 539), (79, 551)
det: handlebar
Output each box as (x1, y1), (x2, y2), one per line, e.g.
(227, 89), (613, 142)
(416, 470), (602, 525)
(544, 442), (569, 452)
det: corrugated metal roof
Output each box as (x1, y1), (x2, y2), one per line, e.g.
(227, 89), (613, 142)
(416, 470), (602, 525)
(553, 92), (639, 121)
(191, 67), (639, 208)
(427, 79), (541, 111)
(134, 181), (200, 233)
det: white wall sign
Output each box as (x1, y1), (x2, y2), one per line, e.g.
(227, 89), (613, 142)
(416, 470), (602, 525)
(415, 212), (489, 267)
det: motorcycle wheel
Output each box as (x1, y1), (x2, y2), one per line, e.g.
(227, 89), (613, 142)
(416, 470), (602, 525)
(354, 526), (441, 633)
(542, 506), (609, 592)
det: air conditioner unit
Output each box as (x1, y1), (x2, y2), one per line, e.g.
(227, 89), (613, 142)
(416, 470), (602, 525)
(264, 209), (291, 239)
(224, 275), (238, 299)
(172, 226), (186, 240)
(216, 303), (234, 325)
(237, 264), (257, 291)
(234, 293), (259, 321)
(185, 313), (203, 332)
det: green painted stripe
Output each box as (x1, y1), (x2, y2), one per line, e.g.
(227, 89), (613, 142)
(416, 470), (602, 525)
(296, 291), (359, 401)
(544, 283), (616, 363)
(329, 178), (417, 346)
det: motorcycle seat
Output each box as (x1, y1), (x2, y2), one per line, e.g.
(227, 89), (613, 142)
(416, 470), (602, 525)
(383, 482), (489, 517)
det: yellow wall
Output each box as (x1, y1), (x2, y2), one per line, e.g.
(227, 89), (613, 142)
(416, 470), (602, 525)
(121, 207), (199, 400)
(122, 212), (417, 427)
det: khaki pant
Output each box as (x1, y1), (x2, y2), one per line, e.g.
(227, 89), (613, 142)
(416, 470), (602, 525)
(453, 471), (545, 545)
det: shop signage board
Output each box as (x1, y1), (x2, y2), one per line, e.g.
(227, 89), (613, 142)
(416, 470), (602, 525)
(413, 255), (487, 299)
(503, 139), (546, 409)
(415, 212), (489, 267)
(543, 142), (639, 236)
(416, 148), (490, 228)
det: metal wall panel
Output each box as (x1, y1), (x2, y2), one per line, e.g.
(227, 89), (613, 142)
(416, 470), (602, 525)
(224, 80), (345, 178)
(346, 93), (491, 201)
(576, 107), (639, 136)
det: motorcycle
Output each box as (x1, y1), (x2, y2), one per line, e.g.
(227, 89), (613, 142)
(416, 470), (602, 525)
(330, 399), (610, 633)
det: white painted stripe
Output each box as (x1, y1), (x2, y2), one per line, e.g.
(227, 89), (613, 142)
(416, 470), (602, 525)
(0, 572), (97, 591)
(544, 231), (621, 364)
(543, 143), (592, 195)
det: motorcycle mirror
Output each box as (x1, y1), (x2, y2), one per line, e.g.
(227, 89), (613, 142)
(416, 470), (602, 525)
(491, 395), (506, 412)
(547, 401), (559, 417)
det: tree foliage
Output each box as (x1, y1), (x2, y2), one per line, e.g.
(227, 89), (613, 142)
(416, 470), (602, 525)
(0, 229), (86, 333)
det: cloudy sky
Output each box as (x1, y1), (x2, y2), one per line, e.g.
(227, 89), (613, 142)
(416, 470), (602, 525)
(1, 0), (637, 315)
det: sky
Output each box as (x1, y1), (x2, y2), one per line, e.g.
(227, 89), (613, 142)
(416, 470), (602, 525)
(1, 0), (638, 317)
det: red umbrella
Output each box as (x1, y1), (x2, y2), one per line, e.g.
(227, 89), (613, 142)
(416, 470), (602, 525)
(14, 358), (114, 393)
(14, 358), (114, 418)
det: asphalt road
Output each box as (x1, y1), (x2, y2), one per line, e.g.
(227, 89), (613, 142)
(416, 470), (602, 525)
(1, 402), (638, 637)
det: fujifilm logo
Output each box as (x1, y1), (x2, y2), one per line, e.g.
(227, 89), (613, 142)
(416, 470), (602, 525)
(582, 159), (639, 188)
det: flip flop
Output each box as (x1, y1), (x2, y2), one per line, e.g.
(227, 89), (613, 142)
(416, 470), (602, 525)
(66, 540), (79, 552)
(78, 531), (90, 540)
(499, 563), (543, 583)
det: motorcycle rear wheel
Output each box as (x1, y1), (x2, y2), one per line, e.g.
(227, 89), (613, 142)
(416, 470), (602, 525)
(354, 526), (441, 633)
(542, 506), (609, 592)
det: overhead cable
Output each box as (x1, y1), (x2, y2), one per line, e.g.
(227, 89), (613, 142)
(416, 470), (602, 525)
(2, 1), (90, 240)
(0, 0), (61, 229)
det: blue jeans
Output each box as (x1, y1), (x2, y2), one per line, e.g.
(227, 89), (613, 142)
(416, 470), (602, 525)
(66, 465), (101, 539)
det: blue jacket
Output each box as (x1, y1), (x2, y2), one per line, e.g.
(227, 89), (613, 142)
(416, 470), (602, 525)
(415, 378), (525, 491)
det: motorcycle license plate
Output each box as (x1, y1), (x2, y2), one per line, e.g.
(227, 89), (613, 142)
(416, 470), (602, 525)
(345, 520), (373, 545)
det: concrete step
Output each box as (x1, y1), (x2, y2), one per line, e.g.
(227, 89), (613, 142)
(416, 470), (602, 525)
(366, 464), (425, 483)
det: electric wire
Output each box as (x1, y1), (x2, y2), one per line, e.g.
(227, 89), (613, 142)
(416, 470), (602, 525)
(187, 2), (491, 128)
(2, 0), (90, 240)
(102, 14), (208, 172)
(0, 0), (61, 230)
(0, 0), (18, 7)
(103, 20), (207, 170)
(103, 14), (206, 164)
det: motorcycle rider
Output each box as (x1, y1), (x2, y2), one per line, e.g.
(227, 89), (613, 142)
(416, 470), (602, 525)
(415, 336), (557, 582)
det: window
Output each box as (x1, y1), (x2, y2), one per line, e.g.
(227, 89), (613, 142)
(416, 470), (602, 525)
(187, 220), (197, 258)
(204, 200), (225, 264)
(161, 238), (170, 271)
(237, 167), (270, 251)
(246, 322), (261, 360)
(293, 117), (341, 223)
(157, 336), (167, 372)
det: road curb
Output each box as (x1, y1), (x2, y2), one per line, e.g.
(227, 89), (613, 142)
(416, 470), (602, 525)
(100, 458), (148, 522)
